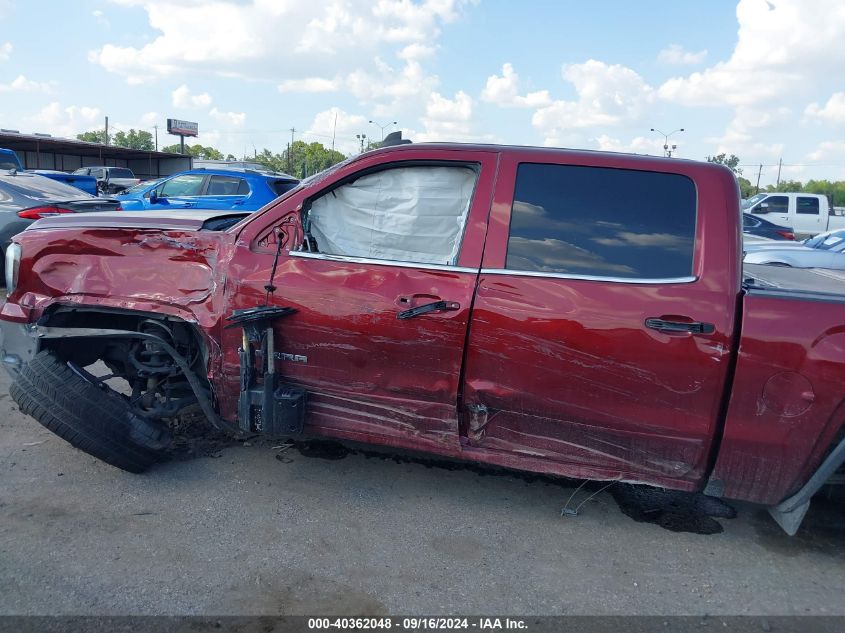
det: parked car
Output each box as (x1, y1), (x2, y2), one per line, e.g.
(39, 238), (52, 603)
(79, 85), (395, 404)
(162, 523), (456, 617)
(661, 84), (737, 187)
(72, 166), (139, 194)
(0, 148), (22, 171)
(3, 144), (845, 537)
(1, 148), (100, 195)
(0, 170), (120, 275)
(114, 168), (299, 212)
(744, 192), (845, 236)
(744, 228), (845, 269)
(742, 212), (794, 241)
(28, 170), (98, 196)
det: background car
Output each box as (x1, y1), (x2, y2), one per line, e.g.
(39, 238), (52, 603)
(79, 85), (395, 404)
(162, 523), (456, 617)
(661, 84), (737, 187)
(744, 228), (845, 269)
(0, 170), (121, 275)
(742, 212), (794, 241)
(28, 169), (98, 196)
(115, 168), (299, 212)
(73, 166), (139, 194)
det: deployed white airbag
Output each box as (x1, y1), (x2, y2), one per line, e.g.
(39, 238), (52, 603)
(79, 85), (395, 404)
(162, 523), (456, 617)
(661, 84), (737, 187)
(308, 166), (476, 265)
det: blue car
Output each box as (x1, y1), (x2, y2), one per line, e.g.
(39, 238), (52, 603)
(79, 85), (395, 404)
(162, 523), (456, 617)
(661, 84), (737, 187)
(115, 168), (299, 212)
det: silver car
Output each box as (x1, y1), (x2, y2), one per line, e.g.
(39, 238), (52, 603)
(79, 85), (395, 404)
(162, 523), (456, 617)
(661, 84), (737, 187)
(744, 228), (845, 269)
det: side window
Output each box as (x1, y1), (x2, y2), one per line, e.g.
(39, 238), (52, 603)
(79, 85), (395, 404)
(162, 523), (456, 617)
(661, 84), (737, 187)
(159, 174), (205, 197)
(305, 165), (477, 266)
(505, 164), (696, 279)
(763, 196), (789, 214)
(797, 197), (820, 215)
(206, 175), (246, 195)
(742, 215), (759, 228)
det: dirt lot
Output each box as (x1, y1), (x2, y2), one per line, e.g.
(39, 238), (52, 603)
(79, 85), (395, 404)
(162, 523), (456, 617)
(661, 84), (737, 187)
(1, 364), (844, 616)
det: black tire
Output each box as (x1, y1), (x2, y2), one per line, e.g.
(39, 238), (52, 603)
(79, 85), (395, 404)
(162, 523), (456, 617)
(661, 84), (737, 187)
(10, 350), (161, 473)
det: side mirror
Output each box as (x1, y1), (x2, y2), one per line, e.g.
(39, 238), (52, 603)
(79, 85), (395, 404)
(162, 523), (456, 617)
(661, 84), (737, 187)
(753, 202), (769, 214)
(149, 189), (159, 203)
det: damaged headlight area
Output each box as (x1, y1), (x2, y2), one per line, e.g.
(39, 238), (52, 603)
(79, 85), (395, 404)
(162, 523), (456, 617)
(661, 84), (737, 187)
(5, 242), (21, 293)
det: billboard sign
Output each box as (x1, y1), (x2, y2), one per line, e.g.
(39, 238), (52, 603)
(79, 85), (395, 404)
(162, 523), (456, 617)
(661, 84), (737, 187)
(167, 118), (199, 137)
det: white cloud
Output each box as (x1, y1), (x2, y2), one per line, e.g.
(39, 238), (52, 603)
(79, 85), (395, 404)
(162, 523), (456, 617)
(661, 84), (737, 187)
(28, 102), (103, 138)
(0, 75), (52, 93)
(171, 84), (212, 109)
(805, 92), (845, 123)
(706, 106), (788, 161)
(0, 41), (11, 62)
(278, 77), (340, 93)
(305, 106), (369, 154)
(417, 90), (495, 143)
(531, 60), (654, 144)
(593, 134), (666, 156)
(89, 0), (475, 85)
(658, 0), (845, 108)
(209, 107), (246, 127)
(657, 44), (707, 65)
(481, 63), (551, 108)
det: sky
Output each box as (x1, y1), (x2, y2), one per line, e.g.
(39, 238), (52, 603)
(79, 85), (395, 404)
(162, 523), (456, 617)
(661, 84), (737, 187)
(1, 0), (844, 186)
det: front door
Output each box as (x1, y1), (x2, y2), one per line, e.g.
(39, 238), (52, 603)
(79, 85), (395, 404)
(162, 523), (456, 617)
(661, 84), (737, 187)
(224, 149), (498, 452)
(461, 155), (740, 488)
(151, 173), (207, 210)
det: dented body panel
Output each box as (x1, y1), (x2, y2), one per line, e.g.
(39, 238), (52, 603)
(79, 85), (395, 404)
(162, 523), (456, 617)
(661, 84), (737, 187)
(2, 142), (845, 511)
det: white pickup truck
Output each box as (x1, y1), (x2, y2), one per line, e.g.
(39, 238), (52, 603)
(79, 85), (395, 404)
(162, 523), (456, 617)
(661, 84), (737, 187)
(743, 192), (845, 236)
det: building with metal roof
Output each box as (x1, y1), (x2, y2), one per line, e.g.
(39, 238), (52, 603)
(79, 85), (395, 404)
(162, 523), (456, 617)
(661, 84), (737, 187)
(0, 130), (192, 180)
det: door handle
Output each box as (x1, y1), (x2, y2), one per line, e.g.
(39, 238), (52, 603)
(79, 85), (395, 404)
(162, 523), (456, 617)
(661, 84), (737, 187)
(645, 318), (715, 334)
(397, 300), (460, 320)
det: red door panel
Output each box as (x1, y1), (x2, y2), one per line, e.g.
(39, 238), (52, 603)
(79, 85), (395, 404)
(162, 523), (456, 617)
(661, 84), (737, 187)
(461, 152), (742, 489)
(222, 149), (499, 452)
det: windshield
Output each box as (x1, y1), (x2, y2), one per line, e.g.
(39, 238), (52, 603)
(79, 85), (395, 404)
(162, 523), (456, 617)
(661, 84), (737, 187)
(804, 230), (845, 250)
(121, 178), (161, 194)
(742, 193), (767, 208)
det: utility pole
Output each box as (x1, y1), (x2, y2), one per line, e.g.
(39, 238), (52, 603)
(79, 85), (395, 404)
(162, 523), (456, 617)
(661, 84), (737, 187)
(776, 157), (783, 187)
(331, 112), (338, 153)
(104, 116), (109, 145)
(756, 164), (763, 194)
(153, 125), (158, 152)
(288, 128), (296, 174)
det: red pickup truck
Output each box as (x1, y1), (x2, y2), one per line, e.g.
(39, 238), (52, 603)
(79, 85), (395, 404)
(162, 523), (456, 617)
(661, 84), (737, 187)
(1, 142), (843, 535)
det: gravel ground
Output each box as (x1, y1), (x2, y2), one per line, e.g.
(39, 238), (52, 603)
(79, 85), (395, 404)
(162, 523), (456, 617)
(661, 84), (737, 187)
(1, 365), (844, 616)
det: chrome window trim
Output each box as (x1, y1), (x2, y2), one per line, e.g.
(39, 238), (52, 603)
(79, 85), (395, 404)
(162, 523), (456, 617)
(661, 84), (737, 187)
(288, 249), (478, 273)
(480, 268), (697, 285)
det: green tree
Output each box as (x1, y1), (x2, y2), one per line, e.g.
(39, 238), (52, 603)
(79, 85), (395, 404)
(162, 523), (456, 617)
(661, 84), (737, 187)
(112, 129), (154, 151)
(160, 143), (224, 159)
(706, 153), (743, 175)
(766, 179), (804, 193)
(255, 141), (346, 177)
(737, 177), (755, 199)
(76, 129), (108, 144)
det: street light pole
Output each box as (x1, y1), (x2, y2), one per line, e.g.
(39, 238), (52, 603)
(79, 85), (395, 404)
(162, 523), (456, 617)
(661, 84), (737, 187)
(650, 127), (685, 158)
(369, 120), (397, 142)
(356, 133), (368, 153)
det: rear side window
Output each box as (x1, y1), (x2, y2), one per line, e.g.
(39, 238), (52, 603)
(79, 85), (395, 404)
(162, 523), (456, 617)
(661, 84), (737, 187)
(207, 175), (247, 195)
(797, 197), (820, 215)
(506, 164), (697, 279)
(271, 179), (298, 196)
(109, 168), (134, 178)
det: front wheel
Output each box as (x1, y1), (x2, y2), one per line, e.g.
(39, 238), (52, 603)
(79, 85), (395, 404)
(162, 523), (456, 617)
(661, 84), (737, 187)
(10, 351), (167, 472)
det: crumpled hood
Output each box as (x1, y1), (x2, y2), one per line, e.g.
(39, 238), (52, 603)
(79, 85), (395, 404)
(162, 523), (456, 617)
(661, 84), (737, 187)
(27, 209), (250, 232)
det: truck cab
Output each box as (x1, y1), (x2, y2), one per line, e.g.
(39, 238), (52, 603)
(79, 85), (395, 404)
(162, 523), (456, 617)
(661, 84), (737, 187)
(745, 192), (845, 236)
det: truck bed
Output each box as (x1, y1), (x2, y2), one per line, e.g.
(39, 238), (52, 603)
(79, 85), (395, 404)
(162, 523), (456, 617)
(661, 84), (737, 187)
(743, 263), (845, 300)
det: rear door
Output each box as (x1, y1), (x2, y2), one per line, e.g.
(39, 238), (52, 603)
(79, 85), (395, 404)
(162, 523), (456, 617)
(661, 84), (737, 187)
(795, 195), (823, 234)
(225, 149), (498, 451)
(198, 174), (250, 210)
(461, 154), (740, 488)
